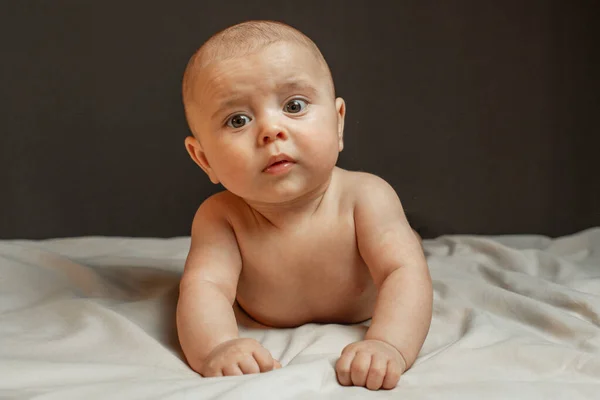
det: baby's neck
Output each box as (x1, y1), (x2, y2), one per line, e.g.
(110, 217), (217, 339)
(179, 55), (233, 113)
(244, 172), (336, 229)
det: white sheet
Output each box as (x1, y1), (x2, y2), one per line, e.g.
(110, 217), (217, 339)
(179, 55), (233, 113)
(1, 229), (599, 399)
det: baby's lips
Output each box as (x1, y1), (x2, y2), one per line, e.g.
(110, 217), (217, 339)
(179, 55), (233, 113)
(264, 153), (295, 169)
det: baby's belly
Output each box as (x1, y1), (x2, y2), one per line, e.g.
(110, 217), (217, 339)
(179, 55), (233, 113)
(235, 275), (378, 328)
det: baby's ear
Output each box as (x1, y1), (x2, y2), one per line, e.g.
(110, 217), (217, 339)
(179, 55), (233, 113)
(184, 136), (220, 184)
(335, 97), (346, 151)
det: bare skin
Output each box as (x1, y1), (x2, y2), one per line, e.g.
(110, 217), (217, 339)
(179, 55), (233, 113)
(177, 27), (432, 391)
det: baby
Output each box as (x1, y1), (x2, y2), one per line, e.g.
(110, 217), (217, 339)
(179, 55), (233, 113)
(176, 20), (432, 391)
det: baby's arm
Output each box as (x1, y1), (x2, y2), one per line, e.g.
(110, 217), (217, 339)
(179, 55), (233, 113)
(336, 175), (433, 390)
(176, 197), (279, 376)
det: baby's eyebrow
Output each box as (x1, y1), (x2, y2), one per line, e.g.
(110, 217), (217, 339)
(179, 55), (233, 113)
(275, 79), (318, 96)
(217, 96), (247, 110)
(210, 79), (319, 119)
(210, 95), (249, 119)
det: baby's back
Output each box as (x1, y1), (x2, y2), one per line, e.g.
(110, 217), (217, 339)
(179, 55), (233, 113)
(223, 168), (377, 328)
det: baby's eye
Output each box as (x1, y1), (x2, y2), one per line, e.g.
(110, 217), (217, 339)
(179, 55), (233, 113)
(226, 114), (252, 129)
(284, 99), (308, 114)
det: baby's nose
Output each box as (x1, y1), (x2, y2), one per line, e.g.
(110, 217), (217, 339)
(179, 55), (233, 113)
(259, 120), (288, 144)
(261, 130), (286, 144)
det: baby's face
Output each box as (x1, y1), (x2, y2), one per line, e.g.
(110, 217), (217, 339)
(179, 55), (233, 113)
(185, 41), (345, 204)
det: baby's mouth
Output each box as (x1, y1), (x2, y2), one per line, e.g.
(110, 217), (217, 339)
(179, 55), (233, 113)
(263, 154), (296, 173)
(269, 160), (288, 167)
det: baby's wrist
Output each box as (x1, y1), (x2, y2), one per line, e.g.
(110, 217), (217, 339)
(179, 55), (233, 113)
(363, 336), (408, 370)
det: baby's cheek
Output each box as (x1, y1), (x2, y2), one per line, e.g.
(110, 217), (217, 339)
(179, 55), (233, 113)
(213, 147), (254, 184)
(309, 133), (341, 165)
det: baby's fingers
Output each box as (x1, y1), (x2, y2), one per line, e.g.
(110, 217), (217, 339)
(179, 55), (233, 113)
(200, 366), (223, 378)
(335, 351), (355, 386)
(350, 352), (372, 387)
(382, 360), (403, 390)
(252, 347), (277, 372)
(274, 359), (282, 369)
(221, 364), (243, 376)
(365, 356), (388, 391)
(238, 356), (261, 374)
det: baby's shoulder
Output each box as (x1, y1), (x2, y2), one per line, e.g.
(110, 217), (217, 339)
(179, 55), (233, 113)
(192, 190), (245, 223)
(336, 168), (398, 203)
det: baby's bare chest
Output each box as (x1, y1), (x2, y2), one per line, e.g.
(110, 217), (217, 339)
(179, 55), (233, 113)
(233, 215), (377, 322)
(239, 216), (364, 284)
(225, 195), (379, 326)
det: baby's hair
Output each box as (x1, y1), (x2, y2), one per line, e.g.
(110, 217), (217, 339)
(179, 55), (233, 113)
(182, 20), (334, 128)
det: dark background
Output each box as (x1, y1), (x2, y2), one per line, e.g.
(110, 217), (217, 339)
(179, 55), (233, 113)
(1, 1), (598, 239)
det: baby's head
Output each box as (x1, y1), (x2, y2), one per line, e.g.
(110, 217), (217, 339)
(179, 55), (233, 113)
(182, 20), (346, 205)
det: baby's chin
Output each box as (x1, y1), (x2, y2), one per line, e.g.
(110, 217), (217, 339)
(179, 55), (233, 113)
(221, 165), (337, 207)
(238, 190), (312, 207)
(234, 181), (329, 208)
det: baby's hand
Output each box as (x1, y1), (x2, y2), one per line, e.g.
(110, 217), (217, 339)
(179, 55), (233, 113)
(199, 338), (281, 377)
(335, 339), (406, 390)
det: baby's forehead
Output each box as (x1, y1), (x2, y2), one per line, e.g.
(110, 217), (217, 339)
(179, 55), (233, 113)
(193, 42), (331, 100)
(201, 40), (319, 74)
